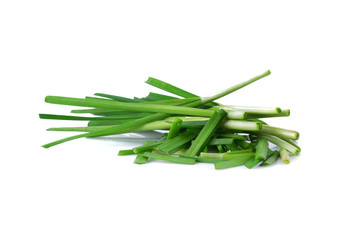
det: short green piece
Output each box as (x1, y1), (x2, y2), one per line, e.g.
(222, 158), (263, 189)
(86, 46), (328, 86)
(185, 109), (227, 157)
(142, 152), (196, 164)
(280, 148), (290, 164)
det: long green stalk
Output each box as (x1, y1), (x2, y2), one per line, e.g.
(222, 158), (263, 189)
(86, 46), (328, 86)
(39, 113), (150, 121)
(42, 113), (170, 148)
(220, 105), (281, 114)
(42, 71), (272, 148)
(200, 70), (271, 103)
(45, 96), (215, 117)
(94, 93), (143, 102)
(47, 120), (172, 133)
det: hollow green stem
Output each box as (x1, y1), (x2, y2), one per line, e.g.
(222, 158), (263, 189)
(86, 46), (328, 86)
(245, 138), (268, 169)
(280, 148), (290, 164)
(260, 125), (299, 140)
(251, 132), (300, 156)
(222, 120), (262, 131)
(260, 151), (280, 166)
(246, 109), (290, 119)
(220, 105), (281, 114)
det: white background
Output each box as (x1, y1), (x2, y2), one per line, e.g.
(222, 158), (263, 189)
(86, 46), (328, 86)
(1, 0), (345, 239)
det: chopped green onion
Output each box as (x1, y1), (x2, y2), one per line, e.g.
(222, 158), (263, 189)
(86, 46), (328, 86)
(260, 151), (280, 166)
(118, 149), (135, 156)
(133, 141), (163, 154)
(185, 109), (227, 157)
(246, 109), (290, 119)
(200, 152), (225, 159)
(145, 77), (198, 98)
(214, 133), (247, 140)
(134, 153), (148, 164)
(215, 155), (254, 169)
(158, 130), (197, 154)
(142, 152), (196, 165)
(208, 138), (235, 145)
(229, 141), (239, 151)
(223, 152), (254, 161)
(260, 125), (299, 140)
(279, 148), (290, 164)
(245, 138), (268, 169)
(166, 118), (183, 140)
(221, 105), (281, 114)
(235, 139), (251, 149)
(251, 132), (300, 156)
(222, 120), (262, 131)
(217, 144), (225, 153)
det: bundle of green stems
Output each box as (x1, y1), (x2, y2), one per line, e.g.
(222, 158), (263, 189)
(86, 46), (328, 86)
(40, 70), (301, 169)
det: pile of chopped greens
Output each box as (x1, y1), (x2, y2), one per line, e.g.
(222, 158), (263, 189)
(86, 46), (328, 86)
(40, 70), (301, 169)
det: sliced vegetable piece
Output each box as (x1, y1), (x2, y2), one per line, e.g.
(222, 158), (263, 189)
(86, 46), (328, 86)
(280, 148), (290, 164)
(185, 109), (227, 157)
(142, 152), (196, 164)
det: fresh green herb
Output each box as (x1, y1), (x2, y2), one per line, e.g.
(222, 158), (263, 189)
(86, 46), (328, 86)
(40, 70), (301, 170)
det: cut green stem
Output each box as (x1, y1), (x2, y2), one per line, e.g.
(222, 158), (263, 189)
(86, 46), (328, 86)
(185, 109), (227, 157)
(260, 150), (280, 166)
(222, 120), (262, 131)
(166, 118), (183, 140)
(214, 156), (254, 169)
(142, 152), (196, 164)
(279, 148), (290, 164)
(145, 77), (198, 98)
(260, 125), (299, 140)
(245, 138), (268, 169)
(251, 132), (300, 156)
